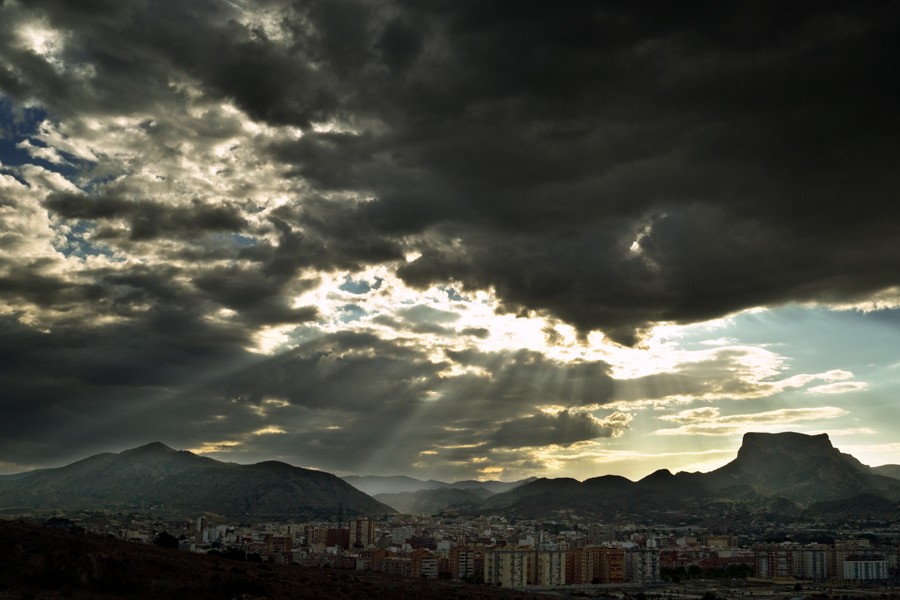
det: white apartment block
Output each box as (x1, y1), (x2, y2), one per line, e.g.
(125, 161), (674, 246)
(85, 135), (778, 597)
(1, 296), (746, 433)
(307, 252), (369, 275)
(843, 559), (889, 581)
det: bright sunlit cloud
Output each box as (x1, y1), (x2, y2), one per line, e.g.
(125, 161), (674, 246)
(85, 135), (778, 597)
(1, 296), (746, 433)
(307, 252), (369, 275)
(656, 406), (848, 436)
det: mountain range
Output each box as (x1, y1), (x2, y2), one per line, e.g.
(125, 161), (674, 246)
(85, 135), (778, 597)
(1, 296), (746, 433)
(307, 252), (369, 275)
(344, 433), (900, 518)
(1, 432), (898, 521)
(0, 442), (392, 519)
(341, 475), (538, 514)
(478, 432), (900, 521)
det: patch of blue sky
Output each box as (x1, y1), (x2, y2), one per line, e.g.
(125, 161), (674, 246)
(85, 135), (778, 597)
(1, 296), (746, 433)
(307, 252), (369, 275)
(444, 286), (466, 302)
(19, 139), (86, 180)
(339, 276), (371, 294)
(339, 304), (367, 323)
(0, 97), (48, 137)
(0, 100), (46, 167)
(231, 233), (257, 248)
(57, 221), (119, 260)
(209, 232), (257, 248)
(671, 305), (900, 449)
(0, 96), (92, 183)
(676, 305), (900, 380)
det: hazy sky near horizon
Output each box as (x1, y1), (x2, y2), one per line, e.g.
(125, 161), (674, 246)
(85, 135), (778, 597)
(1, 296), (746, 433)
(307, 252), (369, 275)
(1, 1), (899, 481)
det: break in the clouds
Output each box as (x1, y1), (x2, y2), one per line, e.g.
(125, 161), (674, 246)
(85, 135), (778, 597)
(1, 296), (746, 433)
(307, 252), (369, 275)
(1, 1), (899, 479)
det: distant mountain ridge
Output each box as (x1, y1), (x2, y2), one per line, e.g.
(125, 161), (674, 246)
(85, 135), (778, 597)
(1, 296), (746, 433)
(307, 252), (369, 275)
(343, 475), (538, 514)
(343, 475), (536, 496)
(374, 488), (492, 514)
(481, 432), (900, 521)
(0, 442), (394, 519)
(873, 464), (900, 480)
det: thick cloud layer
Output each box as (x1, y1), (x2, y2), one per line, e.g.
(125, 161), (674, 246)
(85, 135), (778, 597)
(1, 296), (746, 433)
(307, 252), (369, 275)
(3, 1), (898, 342)
(0, 0), (897, 476)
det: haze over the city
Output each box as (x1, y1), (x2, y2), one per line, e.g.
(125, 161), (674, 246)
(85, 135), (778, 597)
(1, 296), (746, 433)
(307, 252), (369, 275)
(1, 1), (898, 482)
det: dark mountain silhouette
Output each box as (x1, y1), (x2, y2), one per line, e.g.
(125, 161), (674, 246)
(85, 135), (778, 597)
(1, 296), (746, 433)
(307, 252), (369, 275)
(702, 432), (899, 503)
(481, 432), (900, 520)
(0, 442), (393, 518)
(482, 471), (704, 519)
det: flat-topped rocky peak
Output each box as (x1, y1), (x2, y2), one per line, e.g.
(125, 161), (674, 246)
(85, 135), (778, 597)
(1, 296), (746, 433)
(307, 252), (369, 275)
(736, 432), (836, 461)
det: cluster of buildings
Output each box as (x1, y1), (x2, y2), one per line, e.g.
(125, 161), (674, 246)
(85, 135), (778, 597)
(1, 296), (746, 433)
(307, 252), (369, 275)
(81, 513), (899, 590)
(193, 516), (664, 588)
(657, 534), (894, 583)
(483, 545), (659, 587)
(753, 540), (890, 581)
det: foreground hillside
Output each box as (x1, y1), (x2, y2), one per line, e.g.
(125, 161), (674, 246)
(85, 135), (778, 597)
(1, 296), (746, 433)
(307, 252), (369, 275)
(0, 519), (529, 600)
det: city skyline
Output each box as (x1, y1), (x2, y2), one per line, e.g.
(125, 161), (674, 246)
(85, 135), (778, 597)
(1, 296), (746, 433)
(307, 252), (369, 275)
(1, 2), (898, 482)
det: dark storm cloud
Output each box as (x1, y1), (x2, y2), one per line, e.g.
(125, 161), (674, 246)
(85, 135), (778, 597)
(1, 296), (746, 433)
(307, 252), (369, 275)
(265, 200), (405, 272)
(6, 1), (897, 343)
(444, 349), (615, 408)
(1, 2), (183, 118)
(0, 321), (615, 473)
(0, 311), (254, 465)
(45, 192), (247, 241)
(490, 410), (623, 449)
(0, 260), (72, 307)
(6, 0), (363, 127)
(273, 0), (900, 344)
(214, 331), (446, 412)
(191, 266), (320, 326)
